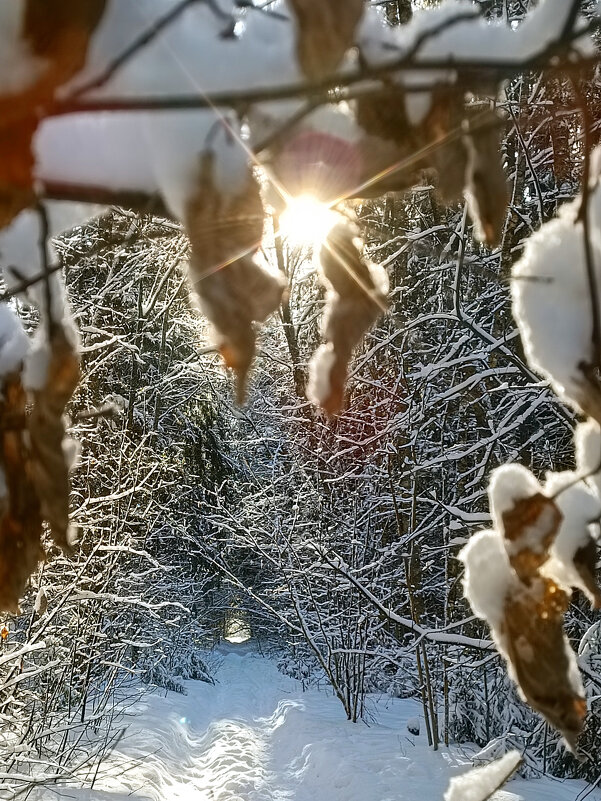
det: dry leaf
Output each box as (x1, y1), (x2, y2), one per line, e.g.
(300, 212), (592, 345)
(355, 87), (416, 146)
(463, 115), (508, 247)
(29, 326), (81, 554)
(573, 367), (601, 430)
(572, 535), (601, 608)
(497, 492), (587, 750)
(0, 323), (80, 613)
(500, 492), (562, 583)
(0, 0), (106, 226)
(0, 373), (44, 614)
(355, 91), (508, 235)
(0, 120), (37, 228)
(355, 89), (468, 203)
(503, 579), (585, 751)
(186, 153), (285, 401)
(287, 0), (364, 79)
(308, 222), (387, 413)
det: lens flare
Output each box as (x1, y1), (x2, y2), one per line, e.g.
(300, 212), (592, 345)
(279, 195), (338, 248)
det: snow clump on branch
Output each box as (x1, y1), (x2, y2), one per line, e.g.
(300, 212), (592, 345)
(512, 149), (601, 421)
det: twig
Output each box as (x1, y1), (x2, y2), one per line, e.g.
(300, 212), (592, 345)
(573, 78), (601, 374)
(47, 28), (600, 117)
(235, 0), (289, 21)
(4, 261), (64, 305)
(561, 0), (584, 42)
(39, 181), (172, 219)
(35, 202), (57, 339)
(70, 0), (203, 98)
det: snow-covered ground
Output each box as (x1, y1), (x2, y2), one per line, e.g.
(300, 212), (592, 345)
(33, 644), (600, 801)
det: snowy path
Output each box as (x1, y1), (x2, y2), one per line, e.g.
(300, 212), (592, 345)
(39, 645), (600, 801)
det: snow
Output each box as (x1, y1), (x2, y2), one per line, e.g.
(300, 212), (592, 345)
(21, 0), (595, 227)
(444, 750), (521, 801)
(358, 0), (595, 126)
(0, 1), (48, 96)
(0, 203), (85, 388)
(487, 464), (542, 531)
(29, 0), (594, 217)
(464, 459), (601, 628)
(0, 304), (29, 377)
(30, 648), (600, 801)
(542, 471), (601, 601)
(359, 0), (593, 71)
(307, 343), (337, 408)
(511, 172), (601, 413)
(35, 113), (160, 195)
(575, 420), (601, 498)
(34, 1), (292, 218)
(459, 529), (514, 629)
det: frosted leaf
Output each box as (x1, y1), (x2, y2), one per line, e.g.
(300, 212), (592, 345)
(543, 471), (601, 607)
(146, 113), (249, 222)
(488, 464), (542, 532)
(444, 751), (521, 801)
(354, 88), (467, 202)
(0, 373), (43, 614)
(287, 0), (364, 79)
(463, 471), (588, 749)
(29, 325), (81, 553)
(307, 344), (337, 409)
(464, 117), (508, 247)
(186, 152), (284, 401)
(309, 222), (388, 413)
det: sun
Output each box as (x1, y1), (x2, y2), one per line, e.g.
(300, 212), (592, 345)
(279, 195), (339, 248)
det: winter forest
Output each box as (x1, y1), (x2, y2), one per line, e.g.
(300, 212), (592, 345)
(3, 0), (601, 799)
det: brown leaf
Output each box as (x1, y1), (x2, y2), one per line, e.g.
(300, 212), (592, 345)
(309, 222), (387, 413)
(496, 492), (586, 749)
(500, 492), (562, 584)
(29, 326), (80, 554)
(0, 119), (37, 228)
(355, 87), (415, 146)
(287, 0), (364, 79)
(0, 374), (44, 614)
(573, 536), (601, 608)
(355, 91), (508, 234)
(186, 153), (285, 401)
(23, 0), (107, 70)
(502, 577), (586, 751)
(463, 116), (508, 247)
(573, 366), (601, 429)
(354, 89), (468, 203)
(0, 0), (106, 227)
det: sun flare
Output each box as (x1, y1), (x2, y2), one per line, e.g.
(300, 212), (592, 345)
(279, 195), (338, 248)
